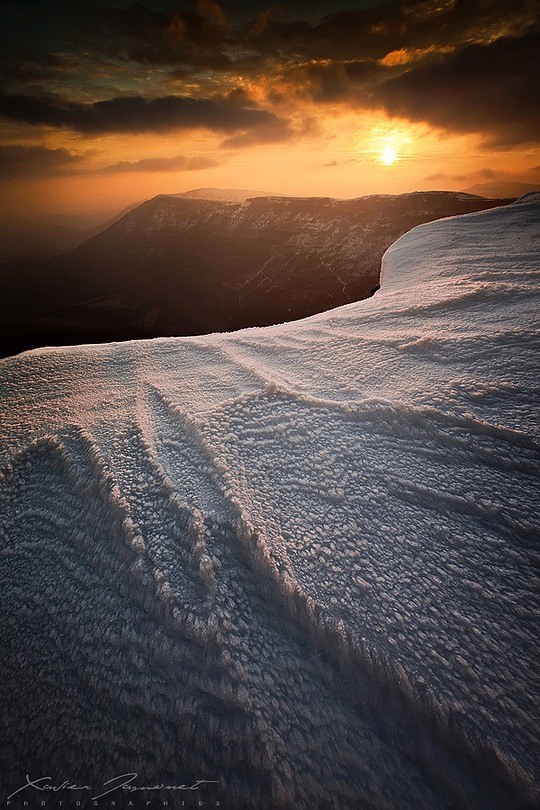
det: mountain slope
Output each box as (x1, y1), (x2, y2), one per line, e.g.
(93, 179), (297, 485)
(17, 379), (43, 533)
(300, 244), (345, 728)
(0, 191), (510, 357)
(1, 196), (538, 807)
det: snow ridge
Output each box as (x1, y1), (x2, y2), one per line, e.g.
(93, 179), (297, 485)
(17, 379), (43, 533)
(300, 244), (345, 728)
(0, 196), (539, 808)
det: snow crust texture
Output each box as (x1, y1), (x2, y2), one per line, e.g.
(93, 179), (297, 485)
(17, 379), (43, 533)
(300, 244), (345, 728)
(1, 196), (539, 808)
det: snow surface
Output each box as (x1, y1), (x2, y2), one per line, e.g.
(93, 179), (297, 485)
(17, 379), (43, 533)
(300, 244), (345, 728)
(0, 195), (539, 808)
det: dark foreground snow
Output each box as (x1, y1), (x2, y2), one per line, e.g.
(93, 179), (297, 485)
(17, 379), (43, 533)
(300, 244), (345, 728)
(0, 196), (539, 808)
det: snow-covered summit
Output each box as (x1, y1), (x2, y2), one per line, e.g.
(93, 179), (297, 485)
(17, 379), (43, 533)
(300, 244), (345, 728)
(1, 196), (539, 808)
(174, 186), (274, 202)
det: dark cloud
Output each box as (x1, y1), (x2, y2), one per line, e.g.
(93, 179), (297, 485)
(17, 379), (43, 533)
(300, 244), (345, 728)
(264, 24), (539, 148)
(0, 144), (86, 180)
(374, 31), (540, 146)
(243, 0), (535, 63)
(2, 0), (533, 78)
(245, 4), (538, 149)
(0, 92), (294, 141)
(0, 1), (537, 149)
(276, 59), (383, 104)
(0, 1), (255, 81)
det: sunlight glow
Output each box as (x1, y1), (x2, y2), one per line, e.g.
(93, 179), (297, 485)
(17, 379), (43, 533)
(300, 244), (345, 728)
(381, 146), (398, 165)
(355, 121), (417, 169)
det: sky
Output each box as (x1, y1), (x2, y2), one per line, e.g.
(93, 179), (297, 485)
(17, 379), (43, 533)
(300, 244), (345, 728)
(0, 0), (538, 219)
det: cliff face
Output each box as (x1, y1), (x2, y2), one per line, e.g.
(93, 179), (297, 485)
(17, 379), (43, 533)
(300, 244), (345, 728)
(1, 196), (538, 808)
(0, 191), (510, 357)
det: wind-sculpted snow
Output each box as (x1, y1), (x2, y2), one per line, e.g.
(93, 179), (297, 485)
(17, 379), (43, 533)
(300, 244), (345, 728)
(1, 196), (539, 808)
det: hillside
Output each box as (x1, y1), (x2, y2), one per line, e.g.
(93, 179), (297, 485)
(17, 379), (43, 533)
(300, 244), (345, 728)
(1, 195), (538, 807)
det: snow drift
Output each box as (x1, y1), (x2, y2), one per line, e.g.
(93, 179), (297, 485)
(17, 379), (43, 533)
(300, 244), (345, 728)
(0, 195), (539, 808)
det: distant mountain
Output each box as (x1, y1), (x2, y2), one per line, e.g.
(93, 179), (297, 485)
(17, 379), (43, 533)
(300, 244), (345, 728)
(0, 191), (511, 357)
(176, 187), (274, 202)
(463, 180), (540, 198)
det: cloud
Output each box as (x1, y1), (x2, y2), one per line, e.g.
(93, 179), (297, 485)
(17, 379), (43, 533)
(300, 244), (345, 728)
(100, 154), (220, 173)
(281, 59), (382, 104)
(426, 168), (502, 183)
(0, 1), (537, 150)
(0, 93), (295, 143)
(244, 0), (535, 63)
(0, 144), (87, 180)
(380, 45), (454, 67)
(3, 0), (533, 82)
(239, 11), (539, 147)
(0, 144), (220, 180)
(323, 158), (360, 167)
(374, 31), (540, 147)
(426, 165), (540, 186)
(220, 117), (296, 148)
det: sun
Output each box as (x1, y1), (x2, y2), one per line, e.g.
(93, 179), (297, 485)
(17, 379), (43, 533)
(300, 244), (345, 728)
(380, 145), (398, 165)
(357, 120), (415, 168)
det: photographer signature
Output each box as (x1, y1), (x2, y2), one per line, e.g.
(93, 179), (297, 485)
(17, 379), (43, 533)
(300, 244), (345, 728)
(7, 773), (219, 801)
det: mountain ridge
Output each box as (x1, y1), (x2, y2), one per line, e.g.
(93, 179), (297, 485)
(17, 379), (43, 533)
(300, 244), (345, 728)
(1, 190), (513, 358)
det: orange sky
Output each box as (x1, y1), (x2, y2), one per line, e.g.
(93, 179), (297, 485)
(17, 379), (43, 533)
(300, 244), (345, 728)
(0, 0), (538, 219)
(2, 112), (538, 220)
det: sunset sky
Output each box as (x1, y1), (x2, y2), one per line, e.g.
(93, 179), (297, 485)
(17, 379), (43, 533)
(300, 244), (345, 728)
(0, 0), (538, 219)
